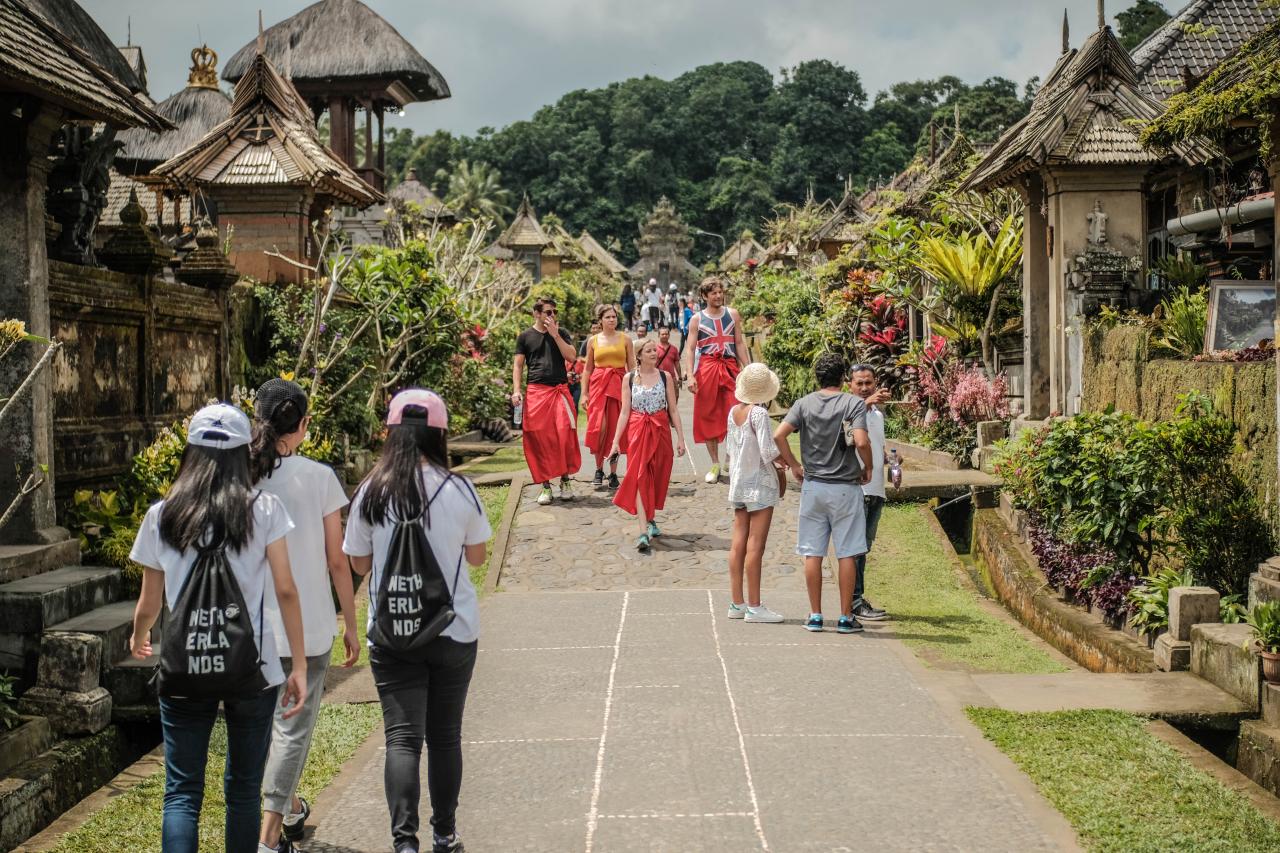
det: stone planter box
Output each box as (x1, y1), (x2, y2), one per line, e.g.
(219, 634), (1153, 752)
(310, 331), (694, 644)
(0, 715), (51, 776)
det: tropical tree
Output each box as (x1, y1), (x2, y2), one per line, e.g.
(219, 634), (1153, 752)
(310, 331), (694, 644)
(437, 160), (514, 227)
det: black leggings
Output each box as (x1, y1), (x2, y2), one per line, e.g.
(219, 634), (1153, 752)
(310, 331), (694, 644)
(371, 638), (478, 847)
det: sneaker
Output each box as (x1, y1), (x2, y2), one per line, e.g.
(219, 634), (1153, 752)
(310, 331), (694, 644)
(608, 472), (620, 490)
(853, 598), (889, 621)
(646, 520), (661, 539)
(637, 533), (651, 552)
(280, 796), (309, 842)
(258, 842), (294, 853)
(704, 463), (721, 484)
(745, 604), (785, 623)
(592, 469), (604, 487)
(537, 484), (553, 505)
(804, 614), (824, 632)
(558, 479), (574, 501)
(727, 602), (748, 619)
(432, 834), (465, 853)
(836, 615), (864, 634)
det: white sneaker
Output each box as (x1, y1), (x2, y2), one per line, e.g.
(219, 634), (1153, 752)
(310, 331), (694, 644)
(558, 479), (574, 501)
(745, 604), (785, 623)
(704, 463), (721, 484)
(727, 602), (747, 619)
(536, 485), (553, 505)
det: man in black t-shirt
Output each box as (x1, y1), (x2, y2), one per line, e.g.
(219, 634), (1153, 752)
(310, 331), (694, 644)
(512, 298), (581, 504)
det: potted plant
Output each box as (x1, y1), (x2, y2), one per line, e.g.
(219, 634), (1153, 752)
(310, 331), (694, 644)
(1244, 601), (1280, 684)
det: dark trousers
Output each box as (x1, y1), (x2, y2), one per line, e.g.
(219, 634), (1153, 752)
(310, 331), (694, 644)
(159, 689), (276, 853)
(371, 638), (478, 848)
(854, 495), (885, 600)
(647, 306), (660, 327)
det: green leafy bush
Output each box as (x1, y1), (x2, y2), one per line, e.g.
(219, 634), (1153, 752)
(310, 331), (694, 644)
(1245, 601), (1280, 654)
(1154, 286), (1208, 358)
(1126, 566), (1191, 637)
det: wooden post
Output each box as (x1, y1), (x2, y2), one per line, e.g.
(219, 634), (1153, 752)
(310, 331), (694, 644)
(328, 96), (351, 166)
(363, 99), (373, 170)
(377, 104), (385, 176)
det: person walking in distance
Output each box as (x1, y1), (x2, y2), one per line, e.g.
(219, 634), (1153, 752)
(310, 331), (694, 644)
(773, 353), (874, 635)
(725, 363), (785, 624)
(583, 305), (635, 490)
(250, 380), (360, 853)
(619, 283), (636, 332)
(611, 338), (688, 550)
(344, 390), (491, 853)
(683, 277), (749, 483)
(645, 278), (661, 329)
(849, 364), (891, 622)
(654, 324), (683, 399)
(512, 298), (581, 505)
(127, 403), (308, 853)
(570, 322), (598, 414)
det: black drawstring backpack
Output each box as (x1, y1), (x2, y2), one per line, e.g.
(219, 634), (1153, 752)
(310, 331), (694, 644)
(368, 475), (482, 661)
(158, 540), (268, 700)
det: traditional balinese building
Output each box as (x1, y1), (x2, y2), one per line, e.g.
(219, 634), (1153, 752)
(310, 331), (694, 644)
(222, 0), (449, 195)
(577, 230), (628, 278)
(105, 45), (233, 236)
(812, 181), (871, 260)
(485, 196), (554, 281)
(152, 46), (381, 283)
(630, 196), (701, 290)
(961, 8), (1211, 419)
(718, 232), (765, 272)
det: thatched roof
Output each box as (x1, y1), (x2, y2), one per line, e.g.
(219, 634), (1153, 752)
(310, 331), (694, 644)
(117, 47), (232, 172)
(813, 183), (870, 243)
(1132, 0), (1278, 101)
(118, 45), (146, 93)
(861, 129), (976, 218)
(222, 0), (449, 104)
(718, 233), (765, 271)
(962, 22), (1210, 191)
(153, 50), (380, 208)
(496, 196), (550, 248)
(578, 230), (627, 275)
(1142, 18), (1280, 151)
(0, 0), (168, 129)
(24, 0), (144, 92)
(388, 168), (454, 219)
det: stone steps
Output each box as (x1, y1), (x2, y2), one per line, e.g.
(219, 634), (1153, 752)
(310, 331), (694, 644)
(45, 600), (142, 676)
(0, 566), (122, 634)
(102, 640), (160, 707)
(0, 539), (82, 585)
(1190, 622), (1262, 711)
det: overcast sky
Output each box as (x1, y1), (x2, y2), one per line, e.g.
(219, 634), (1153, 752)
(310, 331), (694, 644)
(81, 0), (1154, 136)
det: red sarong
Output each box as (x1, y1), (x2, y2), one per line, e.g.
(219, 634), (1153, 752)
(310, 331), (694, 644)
(613, 411), (674, 520)
(692, 353), (739, 444)
(585, 366), (624, 458)
(522, 383), (581, 484)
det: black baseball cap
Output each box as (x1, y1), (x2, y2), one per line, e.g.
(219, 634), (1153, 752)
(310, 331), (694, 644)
(256, 378), (308, 421)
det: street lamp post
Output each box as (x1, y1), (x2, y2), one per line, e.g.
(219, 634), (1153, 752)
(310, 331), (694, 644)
(693, 228), (726, 254)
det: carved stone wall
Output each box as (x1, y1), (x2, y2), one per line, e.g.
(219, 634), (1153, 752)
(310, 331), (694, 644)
(46, 260), (229, 499)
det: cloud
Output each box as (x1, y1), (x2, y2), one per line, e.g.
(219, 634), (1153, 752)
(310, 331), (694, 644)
(80, 0), (1122, 136)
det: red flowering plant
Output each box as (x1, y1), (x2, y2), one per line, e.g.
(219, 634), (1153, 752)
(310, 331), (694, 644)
(854, 294), (910, 391)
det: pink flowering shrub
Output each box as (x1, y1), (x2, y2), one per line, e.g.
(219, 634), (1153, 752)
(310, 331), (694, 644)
(947, 365), (1009, 425)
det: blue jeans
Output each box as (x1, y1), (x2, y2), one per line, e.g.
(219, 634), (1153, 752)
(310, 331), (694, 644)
(159, 689), (277, 853)
(854, 495), (885, 600)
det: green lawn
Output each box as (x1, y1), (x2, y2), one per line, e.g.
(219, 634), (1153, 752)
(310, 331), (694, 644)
(870, 505), (1066, 673)
(967, 708), (1280, 852)
(458, 446), (526, 476)
(471, 484), (510, 591)
(48, 704), (381, 853)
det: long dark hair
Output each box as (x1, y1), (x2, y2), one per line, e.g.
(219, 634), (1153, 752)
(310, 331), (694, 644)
(358, 406), (460, 526)
(160, 444), (256, 552)
(250, 398), (305, 483)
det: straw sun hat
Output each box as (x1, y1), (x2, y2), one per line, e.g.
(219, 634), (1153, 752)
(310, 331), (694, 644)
(735, 363), (780, 405)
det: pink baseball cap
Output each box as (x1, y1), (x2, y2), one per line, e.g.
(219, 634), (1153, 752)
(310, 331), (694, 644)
(386, 388), (448, 428)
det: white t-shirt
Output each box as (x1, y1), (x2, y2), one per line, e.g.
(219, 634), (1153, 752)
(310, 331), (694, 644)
(865, 406), (886, 499)
(646, 288), (661, 307)
(258, 455), (350, 658)
(129, 494), (294, 688)
(342, 466), (491, 644)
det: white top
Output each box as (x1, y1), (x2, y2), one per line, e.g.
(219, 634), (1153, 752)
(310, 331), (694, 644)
(726, 404), (781, 506)
(129, 493), (294, 688)
(646, 288), (661, 307)
(257, 455), (350, 658)
(342, 466), (491, 644)
(865, 406), (886, 499)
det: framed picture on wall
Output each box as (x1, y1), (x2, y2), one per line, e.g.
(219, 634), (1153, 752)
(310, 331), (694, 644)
(1204, 280), (1276, 353)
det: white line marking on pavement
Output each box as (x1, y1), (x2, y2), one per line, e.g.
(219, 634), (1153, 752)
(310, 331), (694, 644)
(743, 733), (964, 739)
(616, 684), (681, 689)
(486, 645), (615, 652)
(465, 737), (598, 745)
(628, 611), (708, 616)
(707, 589), (770, 851)
(584, 591), (629, 853)
(596, 812), (755, 820)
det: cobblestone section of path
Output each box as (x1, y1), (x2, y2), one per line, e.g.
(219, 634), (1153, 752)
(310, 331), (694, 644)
(499, 479), (813, 593)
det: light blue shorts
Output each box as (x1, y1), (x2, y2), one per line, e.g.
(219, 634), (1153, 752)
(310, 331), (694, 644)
(795, 480), (867, 559)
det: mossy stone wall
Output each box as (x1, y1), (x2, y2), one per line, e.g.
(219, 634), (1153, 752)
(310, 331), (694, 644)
(1083, 325), (1277, 508)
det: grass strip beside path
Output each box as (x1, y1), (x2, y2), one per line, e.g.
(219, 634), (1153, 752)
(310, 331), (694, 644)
(967, 708), (1280, 852)
(459, 447), (526, 477)
(48, 704), (382, 853)
(871, 505), (1065, 674)
(471, 484), (509, 591)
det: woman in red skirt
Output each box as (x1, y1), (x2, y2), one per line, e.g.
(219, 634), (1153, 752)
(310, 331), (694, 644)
(610, 339), (687, 550)
(583, 304), (635, 490)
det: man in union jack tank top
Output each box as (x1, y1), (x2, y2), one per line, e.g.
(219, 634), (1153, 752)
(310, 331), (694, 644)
(681, 276), (749, 483)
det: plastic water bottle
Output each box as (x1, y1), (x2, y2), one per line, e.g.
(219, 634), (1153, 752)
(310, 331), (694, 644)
(513, 403), (523, 429)
(889, 449), (903, 490)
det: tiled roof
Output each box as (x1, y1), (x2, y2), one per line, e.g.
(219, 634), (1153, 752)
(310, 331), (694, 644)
(151, 51), (379, 207)
(0, 0), (167, 129)
(813, 185), (870, 242)
(718, 235), (765, 271)
(861, 131), (976, 216)
(1132, 0), (1279, 100)
(101, 168), (193, 228)
(963, 23), (1210, 191)
(497, 196), (550, 248)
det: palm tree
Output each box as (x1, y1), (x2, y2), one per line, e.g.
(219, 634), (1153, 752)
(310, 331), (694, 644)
(436, 160), (514, 227)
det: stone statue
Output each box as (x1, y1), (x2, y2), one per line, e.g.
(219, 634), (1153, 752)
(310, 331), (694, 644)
(1086, 199), (1107, 247)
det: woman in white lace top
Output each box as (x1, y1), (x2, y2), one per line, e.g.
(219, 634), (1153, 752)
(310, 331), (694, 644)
(725, 363), (785, 623)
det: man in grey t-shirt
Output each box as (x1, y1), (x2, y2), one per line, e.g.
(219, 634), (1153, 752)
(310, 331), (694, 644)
(774, 353), (874, 634)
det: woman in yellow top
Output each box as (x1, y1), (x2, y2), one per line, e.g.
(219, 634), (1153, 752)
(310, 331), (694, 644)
(583, 304), (636, 489)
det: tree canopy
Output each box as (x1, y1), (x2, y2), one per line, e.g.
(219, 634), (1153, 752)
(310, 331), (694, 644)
(1116, 0), (1171, 52)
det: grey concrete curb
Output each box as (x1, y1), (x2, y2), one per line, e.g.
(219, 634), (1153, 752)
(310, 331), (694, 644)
(483, 472), (527, 595)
